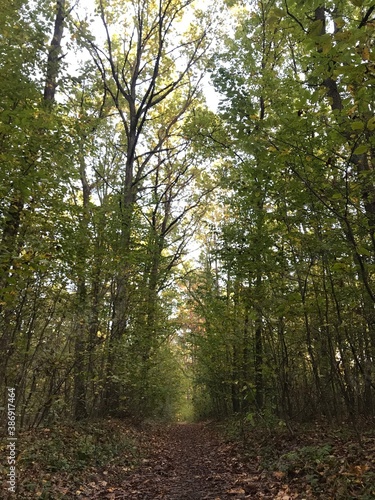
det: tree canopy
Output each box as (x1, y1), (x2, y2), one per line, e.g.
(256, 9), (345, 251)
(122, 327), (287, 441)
(1, 0), (375, 433)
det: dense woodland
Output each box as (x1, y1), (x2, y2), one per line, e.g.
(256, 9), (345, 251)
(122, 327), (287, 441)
(2, 0), (375, 438)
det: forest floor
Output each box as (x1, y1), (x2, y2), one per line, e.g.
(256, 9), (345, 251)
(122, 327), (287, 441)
(2, 419), (375, 499)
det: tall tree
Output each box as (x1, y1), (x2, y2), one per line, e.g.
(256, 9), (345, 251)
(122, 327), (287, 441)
(186, 0), (375, 425)
(0, 0), (67, 401)
(78, 0), (213, 412)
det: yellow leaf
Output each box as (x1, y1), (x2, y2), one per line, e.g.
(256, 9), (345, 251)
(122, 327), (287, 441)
(362, 46), (370, 60)
(281, 149), (291, 156)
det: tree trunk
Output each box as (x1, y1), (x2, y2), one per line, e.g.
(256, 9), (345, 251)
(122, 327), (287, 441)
(44, 0), (66, 103)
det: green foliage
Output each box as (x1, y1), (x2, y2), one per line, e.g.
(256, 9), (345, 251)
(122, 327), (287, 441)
(128, 342), (187, 422)
(184, 0), (375, 429)
(0, 0), (215, 430)
(20, 420), (139, 472)
(276, 444), (333, 476)
(2, 0), (375, 441)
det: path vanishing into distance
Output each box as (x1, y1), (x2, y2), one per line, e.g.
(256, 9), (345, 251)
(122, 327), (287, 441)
(12, 420), (375, 498)
(119, 423), (256, 500)
(80, 422), (294, 500)
(84, 423), (374, 500)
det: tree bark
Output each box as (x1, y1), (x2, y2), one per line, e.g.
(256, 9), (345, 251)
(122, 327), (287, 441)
(44, 0), (66, 102)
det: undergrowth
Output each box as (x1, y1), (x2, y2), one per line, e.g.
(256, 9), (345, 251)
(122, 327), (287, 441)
(0, 418), (141, 498)
(217, 416), (375, 499)
(19, 419), (139, 472)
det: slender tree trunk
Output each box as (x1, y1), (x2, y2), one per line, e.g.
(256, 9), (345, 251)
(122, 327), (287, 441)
(72, 146), (91, 420)
(73, 287), (88, 420)
(44, 0), (66, 102)
(242, 308), (251, 413)
(254, 273), (264, 411)
(0, 0), (66, 411)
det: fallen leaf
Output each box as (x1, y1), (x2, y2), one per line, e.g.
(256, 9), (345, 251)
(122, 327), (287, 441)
(274, 471), (286, 480)
(227, 487), (246, 495)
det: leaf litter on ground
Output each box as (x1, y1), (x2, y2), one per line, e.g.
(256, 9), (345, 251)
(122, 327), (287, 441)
(1, 418), (375, 499)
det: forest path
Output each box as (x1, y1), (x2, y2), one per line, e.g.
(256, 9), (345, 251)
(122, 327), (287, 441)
(15, 419), (374, 498)
(115, 422), (258, 499)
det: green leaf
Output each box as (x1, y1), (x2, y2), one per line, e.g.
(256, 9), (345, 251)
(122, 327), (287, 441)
(367, 117), (375, 131)
(309, 19), (324, 37)
(332, 192), (343, 200)
(351, 121), (364, 131)
(331, 262), (347, 272)
(272, 7), (284, 17)
(357, 246), (371, 256)
(353, 144), (368, 155)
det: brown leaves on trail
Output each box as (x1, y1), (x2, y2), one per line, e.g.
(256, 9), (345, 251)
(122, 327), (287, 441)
(3, 419), (375, 499)
(233, 424), (375, 499)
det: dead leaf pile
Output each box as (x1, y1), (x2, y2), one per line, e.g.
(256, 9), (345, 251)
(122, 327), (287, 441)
(1, 419), (375, 498)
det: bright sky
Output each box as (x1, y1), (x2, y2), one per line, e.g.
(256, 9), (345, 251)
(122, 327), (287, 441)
(72, 0), (221, 111)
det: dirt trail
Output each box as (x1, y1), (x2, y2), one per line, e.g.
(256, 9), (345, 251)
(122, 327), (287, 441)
(119, 423), (256, 499)
(14, 419), (375, 498)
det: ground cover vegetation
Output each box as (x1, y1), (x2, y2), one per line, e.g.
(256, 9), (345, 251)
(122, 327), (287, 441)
(1, 0), (375, 497)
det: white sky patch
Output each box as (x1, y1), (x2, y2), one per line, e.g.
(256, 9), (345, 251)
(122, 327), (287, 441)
(69, 0), (221, 111)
